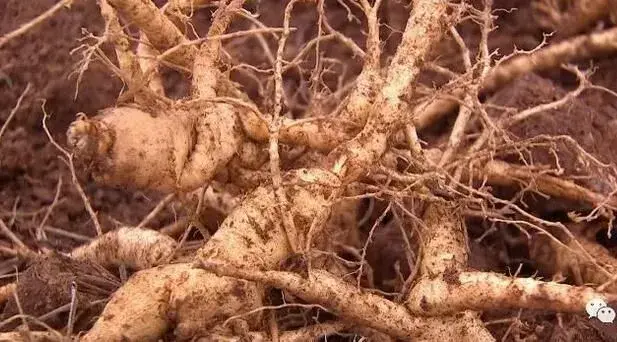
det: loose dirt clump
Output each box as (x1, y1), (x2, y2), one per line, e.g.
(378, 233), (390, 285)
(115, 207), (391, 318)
(1, 253), (119, 332)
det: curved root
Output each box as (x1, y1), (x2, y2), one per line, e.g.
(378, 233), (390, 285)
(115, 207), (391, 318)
(70, 227), (178, 270)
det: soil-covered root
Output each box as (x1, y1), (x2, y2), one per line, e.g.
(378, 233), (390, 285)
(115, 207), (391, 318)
(201, 264), (495, 342)
(67, 105), (242, 192)
(398, 203), (494, 340)
(197, 168), (341, 269)
(83, 168), (341, 340)
(194, 321), (352, 341)
(70, 227), (178, 270)
(405, 270), (616, 315)
(239, 113), (361, 152)
(106, 0), (195, 69)
(166, 0), (213, 15)
(81, 263), (262, 342)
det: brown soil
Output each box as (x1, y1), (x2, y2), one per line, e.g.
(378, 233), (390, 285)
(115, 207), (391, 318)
(1, 253), (119, 332)
(1, 0), (617, 341)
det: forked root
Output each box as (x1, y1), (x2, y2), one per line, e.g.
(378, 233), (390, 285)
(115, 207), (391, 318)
(106, 0), (195, 69)
(81, 168), (340, 340)
(200, 264), (495, 342)
(198, 169), (340, 266)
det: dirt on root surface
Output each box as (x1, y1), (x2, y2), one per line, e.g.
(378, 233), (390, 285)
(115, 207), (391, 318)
(1, 0), (617, 341)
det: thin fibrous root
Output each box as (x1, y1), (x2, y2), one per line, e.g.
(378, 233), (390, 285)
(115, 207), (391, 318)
(0, 0), (72, 49)
(479, 160), (617, 209)
(413, 25), (617, 131)
(70, 227), (178, 270)
(0, 84), (31, 144)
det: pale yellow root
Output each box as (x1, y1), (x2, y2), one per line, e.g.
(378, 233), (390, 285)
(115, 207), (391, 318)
(403, 203), (493, 339)
(67, 105), (242, 192)
(70, 227), (178, 270)
(201, 264), (495, 342)
(195, 321), (351, 342)
(333, 0), (383, 127)
(167, 0), (214, 14)
(192, 0), (247, 98)
(276, 321), (351, 342)
(239, 114), (361, 152)
(406, 271), (616, 315)
(197, 168), (340, 269)
(77, 1), (456, 340)
(82, 168), (339, 340)
(99, 0), (143, 86)
(106, 0), (196, 69)
(403, 204), (615, 317)
(82, 263), (262, 342)
(136, 34), (165, 96)
(323, 0), (454, 183)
